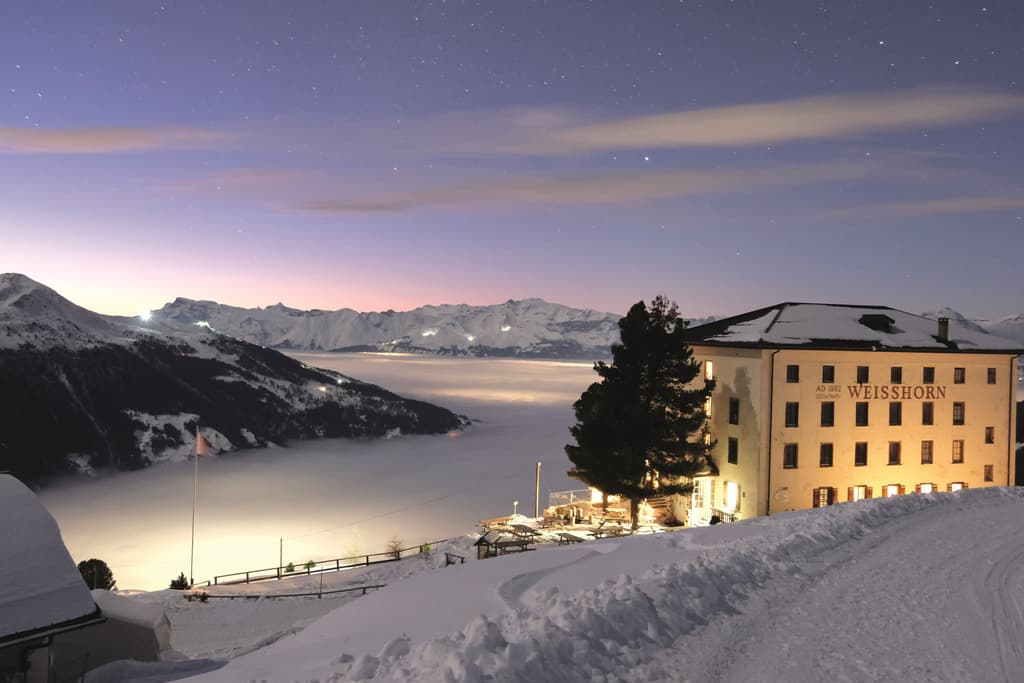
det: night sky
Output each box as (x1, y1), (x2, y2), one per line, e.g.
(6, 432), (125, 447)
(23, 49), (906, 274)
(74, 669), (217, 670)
(2, 1), (1022, 318)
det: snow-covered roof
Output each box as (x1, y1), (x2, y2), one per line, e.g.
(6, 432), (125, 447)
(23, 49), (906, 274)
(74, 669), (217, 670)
(0, 475), (100, 645)
(682, 303), (1024, 353)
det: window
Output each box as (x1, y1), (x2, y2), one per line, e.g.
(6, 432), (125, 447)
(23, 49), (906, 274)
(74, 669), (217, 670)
(988, 368), (997, 384)
(948, 482), (966, 492)
(984, 464), (994, 482)
(954, 367), (965, 384)
(890, 366), (902, 384)
(819, 443), (833, 467)
(923, 366), (935, 384)
(783, 443), (798, 469)
(856, 365), (869, 383)
(952, 439), (964, 464)
(813, 487), (836, 508)
(855, 442), (868, 466)
(916, 483), (935, 494)
(786, 364), (799, 383)
(922, 402), (934, 426)
(785, 402), (799, 428)
(728, 398), (740, 425)
(704, 360), (714, 381)
(855, 402), (869, 426)
(889, 402), (902, 426)
(884, 484), (904, 497)
(952, 402), (965, 426)
(727, 437), (738, 465)
(921, 440), (933, 464)
(822, 365), (835, 383)
(888, 441), (901, 465)
(820, 401), (835, 427)
(985, 426), (994, 444)
(691, 479), (705, 509)
(849, 485), (871, 502)
(704, 396), (713, 418)
(724, 481), (740, 512)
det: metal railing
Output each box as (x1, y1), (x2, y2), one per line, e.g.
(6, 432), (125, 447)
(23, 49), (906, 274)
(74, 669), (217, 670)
(206, 539), (447, 586)
(548, 489), (591, 508)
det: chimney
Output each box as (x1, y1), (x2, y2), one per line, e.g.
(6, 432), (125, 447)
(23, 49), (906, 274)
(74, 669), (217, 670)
(937, 317), (949, 342)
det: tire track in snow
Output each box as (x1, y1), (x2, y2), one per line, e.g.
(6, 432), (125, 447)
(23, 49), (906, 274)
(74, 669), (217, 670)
(983, 538), (1024, 680)
(498, 549), (603, 609)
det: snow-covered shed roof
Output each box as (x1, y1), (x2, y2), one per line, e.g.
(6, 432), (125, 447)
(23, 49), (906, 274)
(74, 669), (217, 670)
(0, 475), (100, 646)
(681, 303), (1024, 353)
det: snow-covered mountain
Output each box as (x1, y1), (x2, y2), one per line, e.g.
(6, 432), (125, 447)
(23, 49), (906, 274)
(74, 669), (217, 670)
(0, 274), (464, 484)
(922, 306), (1024, 344)
(152, 297), (623, 358)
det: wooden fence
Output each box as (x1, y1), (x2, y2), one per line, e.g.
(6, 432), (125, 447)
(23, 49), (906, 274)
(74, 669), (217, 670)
(187, 583), (386, 600)
(204, 539), (449, 586)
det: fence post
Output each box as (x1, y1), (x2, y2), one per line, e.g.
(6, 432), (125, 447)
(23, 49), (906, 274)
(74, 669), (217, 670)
(246, 571), (250, 584)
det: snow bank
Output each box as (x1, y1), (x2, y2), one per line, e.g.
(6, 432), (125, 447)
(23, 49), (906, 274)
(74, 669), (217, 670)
(186, 488), (1024, 683)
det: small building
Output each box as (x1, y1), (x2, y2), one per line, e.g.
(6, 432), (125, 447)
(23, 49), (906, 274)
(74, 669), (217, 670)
(676, 304), (1022, 523)
(0, 474), (103, 683)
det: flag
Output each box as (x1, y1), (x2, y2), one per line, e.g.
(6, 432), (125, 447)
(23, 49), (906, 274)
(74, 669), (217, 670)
(196, 432), (212, 457)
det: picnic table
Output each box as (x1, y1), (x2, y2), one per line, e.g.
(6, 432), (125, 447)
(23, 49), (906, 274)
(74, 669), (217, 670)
(495, 537), (535, 554)
(589, 523), (632, 539)
(511, 523), (543, 539)
(556, 532), (586, 545)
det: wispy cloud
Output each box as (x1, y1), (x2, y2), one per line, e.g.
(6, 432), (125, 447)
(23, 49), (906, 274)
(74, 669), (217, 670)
(290, 160), (882, 214)
(814, 194), (1024, 221)
(0, 126), (230, 154)
(416, 87), (1024, 156)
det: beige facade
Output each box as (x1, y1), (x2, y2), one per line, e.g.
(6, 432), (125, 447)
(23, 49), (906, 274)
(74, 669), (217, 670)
(676, 305), (1022, 525)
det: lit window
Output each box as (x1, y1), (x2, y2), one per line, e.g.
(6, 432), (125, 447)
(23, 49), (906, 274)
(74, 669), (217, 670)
(985, 426), (994, 444)
(889, 402), (902, 426)
(705, 360), (714, 381)
(783, 443), (798, 469)
(855, 402), (869, 426)
(855, 442), (868, 466)
(917, 483), (934, 494)
(884, 484), (902, 497)
(952, 439), (964, 464)
(785, 402), (799, 428)
(984, 464), (994, 482)
(923, 366), (935, 384)
(891, 366), (902, 384)
(724, 481), (739, 512)
(727, 437), (738, 465)
(857, 366), (869, 383)
(948, 482), (965, 492)
(987, 368), (997, 384)
(922, 402), (934, 425)
(821, 401), (835, 427)
(786, 364), (799, 383)
(954, 367), (965, 384)
(819, 443), (833, 468)
(704, 396), (713, 418)
(822, 365), (835, 383)
(813, 487), (836, 507)
(888, 441), (901, 465)
(952, 402), (965, 426)
(850, 485), (870, 501)
(921, 440), (933, 464)
(691, 479), (705, 510)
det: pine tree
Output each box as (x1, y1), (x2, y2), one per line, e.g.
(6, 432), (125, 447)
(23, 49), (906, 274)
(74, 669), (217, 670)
(77, 558), (117, 590)
(565, 295), (715, 528)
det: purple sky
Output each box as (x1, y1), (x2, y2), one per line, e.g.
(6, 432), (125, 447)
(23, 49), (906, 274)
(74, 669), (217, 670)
(2, 1), (1022, 319)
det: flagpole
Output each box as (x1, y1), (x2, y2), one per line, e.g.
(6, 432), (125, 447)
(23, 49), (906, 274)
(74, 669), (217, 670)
(190, 422), (198, 588)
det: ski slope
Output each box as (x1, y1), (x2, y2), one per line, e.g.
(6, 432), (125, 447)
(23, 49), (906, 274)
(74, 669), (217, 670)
(141, 487), (1024, 683)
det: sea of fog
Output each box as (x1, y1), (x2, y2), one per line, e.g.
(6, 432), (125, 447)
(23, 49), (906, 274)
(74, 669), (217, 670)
(39, 354), (598, 590)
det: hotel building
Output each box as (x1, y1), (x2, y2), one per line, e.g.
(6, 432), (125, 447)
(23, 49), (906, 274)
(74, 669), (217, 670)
(676, 303), (1022, 524)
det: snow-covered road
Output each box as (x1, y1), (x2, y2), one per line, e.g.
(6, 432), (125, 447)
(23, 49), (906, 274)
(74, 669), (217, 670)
(671, 492), (1024, 682)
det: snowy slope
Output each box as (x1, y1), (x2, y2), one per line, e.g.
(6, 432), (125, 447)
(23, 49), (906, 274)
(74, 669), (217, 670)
(120, 488), (1024, 683)
(153, 297), (623, 358)
(0, 272), (119, 349)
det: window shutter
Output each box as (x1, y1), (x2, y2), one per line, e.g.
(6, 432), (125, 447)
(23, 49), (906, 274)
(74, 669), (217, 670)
(962, 483), (969, 489)
(899, 484), (905, 496)
(812, 489), (820, 508)
(847, 486), (853, 502)
(865, 486), (873, 499)
(829, 487), (836, 505)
